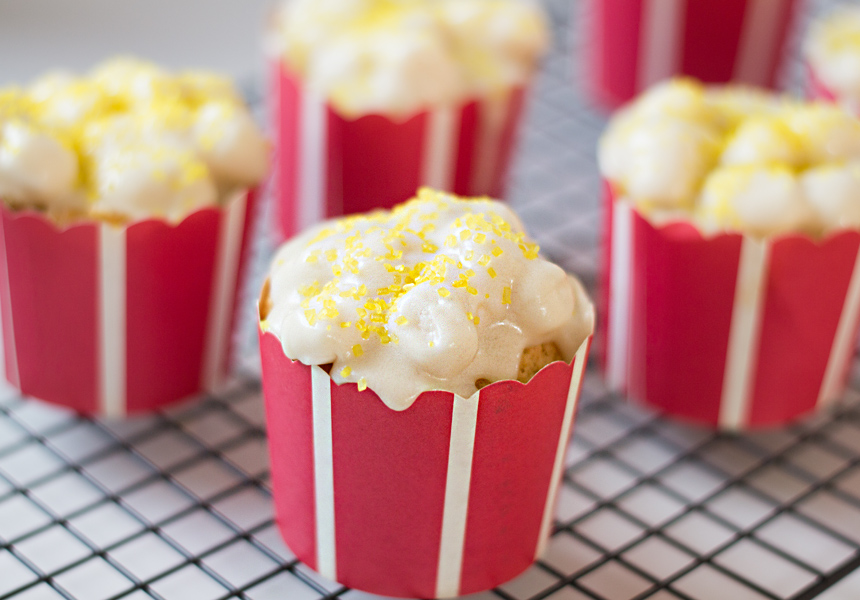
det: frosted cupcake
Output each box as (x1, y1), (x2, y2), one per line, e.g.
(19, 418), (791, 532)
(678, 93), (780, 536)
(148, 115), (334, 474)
(258, 188), (593, 597)
(0, 57), (269, 415)
(599, 79), (860, 429)
(267, 0), (548, 238)
(806, 6), (860, 114)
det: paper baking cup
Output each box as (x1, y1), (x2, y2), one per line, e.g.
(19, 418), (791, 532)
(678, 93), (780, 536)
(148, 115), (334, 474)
(0, 190), (256, 416)
(602, 185), (860, 430)
(271, 60), (527, 239)
(583, 0), (802, 110)
(259, 326), (591, 598)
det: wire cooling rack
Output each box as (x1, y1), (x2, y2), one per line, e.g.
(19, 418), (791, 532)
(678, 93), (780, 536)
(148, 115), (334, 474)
(3, 0), (860, 598)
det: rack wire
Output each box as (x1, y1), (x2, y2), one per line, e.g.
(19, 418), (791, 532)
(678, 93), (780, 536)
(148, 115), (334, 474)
(2, 0), (860, 598)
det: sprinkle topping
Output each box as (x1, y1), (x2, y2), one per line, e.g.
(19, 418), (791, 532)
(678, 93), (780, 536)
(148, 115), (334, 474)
(265, 188), (590, 410)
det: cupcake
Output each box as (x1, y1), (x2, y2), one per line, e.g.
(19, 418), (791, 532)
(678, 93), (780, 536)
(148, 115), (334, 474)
(258, 188), (593, 597)
(267, 0), (549, 238)
(806, 6), (860, 114)
(0, 57), (269, 416)
(599, 79), (860, 429)
(583, 0), (802, 110)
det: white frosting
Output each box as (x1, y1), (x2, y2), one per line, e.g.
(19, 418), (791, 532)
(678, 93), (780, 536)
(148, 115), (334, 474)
(600, 79), (860, 236)
(89, 142), (216, 222)
(194, 101), (270, 187)
(0, 119), (81, 210)
(806, 7), (860, 109)
(272, 0), (549, 117)
(699, 166), (811, 237)
(720, 117), (802, 168)
(264, 189), (593, 410)
(802, 163), (860, 230)
(0, 58), (268, 222)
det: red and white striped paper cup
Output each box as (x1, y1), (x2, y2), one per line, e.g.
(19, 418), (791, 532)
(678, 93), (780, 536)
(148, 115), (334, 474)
(583, 0), (803, 110)
(0, 190), (257, 417)
(271, 60), (527, 239)
(259, 325), (591, 598)
(601, 184), (860, 429)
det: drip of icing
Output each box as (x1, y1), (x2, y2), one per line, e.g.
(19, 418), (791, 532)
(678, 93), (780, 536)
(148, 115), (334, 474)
(263, 188), (593, 410)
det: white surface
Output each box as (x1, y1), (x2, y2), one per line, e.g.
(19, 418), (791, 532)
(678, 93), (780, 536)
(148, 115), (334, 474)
(0, 0), (271, 86)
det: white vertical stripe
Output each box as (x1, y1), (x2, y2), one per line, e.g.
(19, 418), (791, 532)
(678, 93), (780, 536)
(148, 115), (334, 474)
(637, 0), (685, 92)
(311, 366), (337, 580)
(421, 107), (459, 191)
(719, 237), (769, 430)
(535, 340), (589, 560)
(607, 200), (633, 391)
(201, 191), (248, 391)
(0, 216), (19, 389)
(99, 224), (127, 418)
(469, 92), (508, 195)
(435, 393), (480, 599)
(818, 246), (860, 407)
(299, 88), (329, 230)
(734, 0), (783, 86)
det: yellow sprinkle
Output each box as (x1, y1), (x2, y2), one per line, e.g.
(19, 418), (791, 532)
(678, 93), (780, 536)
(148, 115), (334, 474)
(396, 316), (408, 326)
(341, 321), (352, 328)
(467, 286), (478, 296)
(358, 378), (368, 392)
(438, 288), (450, 298)
(474, 233), (486, 244)
(487, 267), (497, 279)
(305, 254), (318, 264)
(305, 309), (318, 325)
(325, 249), (337, 262)
(341, 366), (352, 377)
(492, 246), (504, 257)
(478, 255), (491, 266)
(474, 316), (480, 325)
(445, 235), (457, 247)
(502, 287), (512, 305)
(352, 344), (364, 357)
(460, 230), (472, 241)
(429, 341), (435, 347)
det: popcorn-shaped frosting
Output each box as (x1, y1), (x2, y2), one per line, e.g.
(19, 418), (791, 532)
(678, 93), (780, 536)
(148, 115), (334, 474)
(807, 7), (860, 108)
(263, 188), (593, 410)
(599, 79), (860, 236)
(270, 0), (549, 117)
(0, 58), (268, 223)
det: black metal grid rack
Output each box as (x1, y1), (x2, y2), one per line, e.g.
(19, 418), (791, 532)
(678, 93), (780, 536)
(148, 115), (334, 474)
(3, 0), (860, 598)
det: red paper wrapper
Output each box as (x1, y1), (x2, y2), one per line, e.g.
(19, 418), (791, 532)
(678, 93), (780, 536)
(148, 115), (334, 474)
(0, 190), (257, 416)
(271, 60), (527, 239)
(259, 326), (591, 598)
(601, 184), (860, 429)
(583, 0), (803, 110)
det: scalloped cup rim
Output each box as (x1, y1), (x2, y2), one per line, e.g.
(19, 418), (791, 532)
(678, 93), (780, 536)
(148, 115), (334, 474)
(257, 278), (593, 410)
(608, 190), (860, 248)
(0, 188), (249, 234)
(275, 58), (528, 125)
(258, 326), (591, 411)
